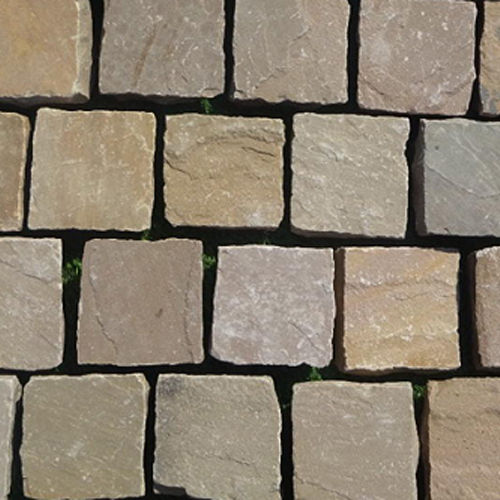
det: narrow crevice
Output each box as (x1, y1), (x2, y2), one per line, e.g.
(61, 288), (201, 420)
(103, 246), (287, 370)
(413, 380), (428, 500)
(223, 0), (236, 98)
(405, 117), (421, 242)
(278, 114), (295, 235)
(150, 112), (166, 237)
(467, 0), (485, 117)
(143, 372), (158, 497)
(201, 241), (217, 363)
(89, 0), (105, 99)
(346, 0), (360, 110)
(21, 111), (36, 232)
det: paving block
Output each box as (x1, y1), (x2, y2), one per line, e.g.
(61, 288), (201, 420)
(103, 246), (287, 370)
(480, 1), (500, 116)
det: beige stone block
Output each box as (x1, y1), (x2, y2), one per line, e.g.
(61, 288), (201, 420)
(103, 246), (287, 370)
(481, 2), (500, 116)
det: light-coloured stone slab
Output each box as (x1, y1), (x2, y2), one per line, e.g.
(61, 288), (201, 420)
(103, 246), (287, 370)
(480, 2), (500, 116)
(0, 0), (91, 103)
(234, 0), (349, 103)
(100, 0), (224, 99)
(425, 378), (500, 499)
(338, 247), (460, 373)
(212, 246), (335, 367)
(414, 119), (500, 236)
(0, 238), (63, 370)
(165, 115), (284, 228)
(0, 377), (20, 500)
(78, 238), (203, 366)
(22, 374), (148, 499)
(29, 109), (155, 231)
(0, 113), (29, 231)
(293, 381), (418, 500)
(292, 114), (409, 237)
(358, 0), (476, 114)
(154, 375), (281, 500)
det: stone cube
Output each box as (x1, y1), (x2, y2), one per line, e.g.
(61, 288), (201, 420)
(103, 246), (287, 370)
(480, 2), (500, 116)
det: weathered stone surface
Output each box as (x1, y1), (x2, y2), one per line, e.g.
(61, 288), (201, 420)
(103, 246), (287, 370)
(22, 374), (148, 499)
(0, 238), (63, 370)
(292, 114), (409, 238)
(0, 113), (29, 231)
(154, 375), (281, 499)
(358, 0), (476, 114)
(30, 109), (155, 231)
(414, 119), (500, 236)
(78, 238), (203, 366)
(480, 2), (500, 116)
(425, 378), (500, 499)
(212, 246), (335, 366)
(100, 0), (224, 99)
(0, 0), (91, 103)
(0, 377), (20, 500)
(165, 115), (284, 228)
(338, 247), (460, 373)
(234, 0), (349, 104)
(473, 247), (500, 368)
(293, 381), (418, 499)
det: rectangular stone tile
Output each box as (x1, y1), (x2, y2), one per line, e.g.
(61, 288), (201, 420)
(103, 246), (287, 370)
(425, 378), (500, 499)
(358, 0), (476, 114)
(29, 109), (155, 231)
(480, 2), (500, 116)
(414, 119), (500, 236)
(164, 115), (284, 228)
(293, 381), (418, 499)
(292, 114), (408, 238)
(234, 0), (349, 104)
(0, 238), (63, 370)
(0, 377), (20, 500)
(100, 0), (224, 99)
(22, 374), (148, 499)
(212, 245), (335, 367)
(0, 113), (29, 231)
(0, 0), (91, 103)
(337, 247), (460, 374)
(78, 238), (203, 366)
(154, 375), (281, 500)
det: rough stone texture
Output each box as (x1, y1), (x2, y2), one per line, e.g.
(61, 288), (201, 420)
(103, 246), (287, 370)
(154, 375), (281, 500)
(0, 0), (91, 103)
(212, 246), (335, 366)
(165, 115), (284, 228)
(358, 0), (476, 114)
(292, 114), (409, 238)
(233, 0), (349, 104)
(338, 247), (460, 374)
(0, 238), (63, 370)
(425, 378), (500, 499)
(22, 374), (148, 499)
(293, 381), (418, 500)
(414, 119), (500, 236)
(0, 377), (20, 500)
(480, 2), (500, 116)
(100, 0), (224, 99)
(78, 238), (203, 366)
(473, 247), (500, 368)
(0, 113), (29, 231)
(30, 109), (155, 231)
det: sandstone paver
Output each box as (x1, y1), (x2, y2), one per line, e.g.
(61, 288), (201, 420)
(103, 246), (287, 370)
(29, 109), (155, 231)
(78, 238), (203, 366)
(480, 2), (500, 115)
(22, 374), (148, 499)
(292, 114), (409, 237)
(164, 115), (284, 228)
(337, 247), (460, 373)
(212, 246), (335, 366)
(154, 375), (281, 500)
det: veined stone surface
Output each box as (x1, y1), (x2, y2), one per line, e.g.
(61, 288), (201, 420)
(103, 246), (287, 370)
(154, 375), (281, 500)
(358, 0), (476, 114)
(338, 247), (460, 373)
(480, 2), (500, 116)
(233, 0), (349, 104)
(78, 238), (204, 366)
(212, 246), (335, 367)
(22, 374), (149, 499)
(100, 0), (224, 99)
(164, 115), (284, 228)
(292, 113), (409, 237)
(0, 0), (91, 103)
(425, 378), (500, 499)
(0, 113), (29, 231)
(0, 238), (63, 370)
(29, 109), (155, 231)
(293, 381), (418, 500)
(414, 119), (500, 236)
